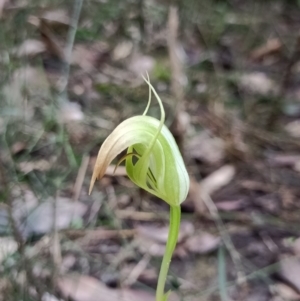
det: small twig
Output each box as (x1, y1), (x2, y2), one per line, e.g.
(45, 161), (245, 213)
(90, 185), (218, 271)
(123, 253), (151, 287)
(59, 0), (84, 100)
(72, 154), (89, 202)
(167, 5), (187, 153)
(52, 191), (62, 279)
(201, 191), (246, 287)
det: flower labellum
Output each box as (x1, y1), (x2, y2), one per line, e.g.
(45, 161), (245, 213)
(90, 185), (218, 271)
(89, 76), (189, 207)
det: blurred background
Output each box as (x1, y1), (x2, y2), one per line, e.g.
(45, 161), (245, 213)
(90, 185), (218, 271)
(1, 0), (300, 300)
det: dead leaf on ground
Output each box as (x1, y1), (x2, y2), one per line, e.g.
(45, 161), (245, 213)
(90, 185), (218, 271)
(11, 141), (26, 155)
(42, 293), (63, 301)
(200, 165), (236, 196)
(136, 221), (194, 244)
(0, 237), (18, 263)
(72, 42), (110, 71)
(271, 283), (300, 301)
(187, 177), (204, 213)
(58, 275), (156, 301)
(278, 256), (300, 293)
(3, 67), (50, 119)
(127, 54), (155, 75)
(294, 240), (300, 258)
(41, 9), (71, 27)
(13, 197), (87, 237)
(239, 72), (277, 96)
(215, 198), (248, 211)
(18, 159), (54, 174)
(187, 130), (225, 164)
(58, 102), (84, 123)
(15, 39), (46, 57)
(0, 0), (8, 18)
(184, 232), (220, 254)
(250, 38), (282, 61)
(113, 41), (133, 61)
(285, 120), (300, 138)
(135, 221), (194, 257)
(266, 153), (300, 168)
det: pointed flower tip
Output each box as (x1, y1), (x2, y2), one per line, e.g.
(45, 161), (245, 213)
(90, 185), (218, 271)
(88, 177), (96, 195)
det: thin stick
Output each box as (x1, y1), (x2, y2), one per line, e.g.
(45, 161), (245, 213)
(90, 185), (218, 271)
(59, 0), (84, 100)
(73, 155), (90, 202)
(167, 5), (187, 153)
(201, 191), (246, 286)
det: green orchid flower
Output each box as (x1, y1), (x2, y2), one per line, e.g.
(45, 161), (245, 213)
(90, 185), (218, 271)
(89, 76), (190, 301)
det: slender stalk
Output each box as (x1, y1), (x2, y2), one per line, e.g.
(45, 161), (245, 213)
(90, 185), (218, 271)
(156, 205), (181, 301)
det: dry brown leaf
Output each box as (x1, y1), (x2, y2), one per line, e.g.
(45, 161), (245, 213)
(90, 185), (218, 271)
(292, 238), (300, 257)
(16, 39), (46, 57)
(0, 0), (7, 18)
(136, 221), (194, 244)
(0, 237), (18, 263)
(42, 293), (63, 301)
(41, 9), (70, 26)
(272, 283), (300, 301)
(3, 66), (50, 119)
(184, 232), (220, 254)
(250, 38), (282, 61)
(58, 102), (84, 123)
(215, 199), (248, 211)
(239, 72), (277, 96)
(200, 165), (235, 196)
(72, 42), (109, 71)
(58, 275), (156, 301)
(266, 153), (300, 167)
(285, 120), (300, 139)
(113, 41), (133, 61)
(187, 131), (225, 164)
(14, 197), (87, 237)
(128, 54), (155, 75)
(187, 177), (205, 214)
(19, 159), (53, 174)
(135, 221), (194, 257)
(278, 257), (300, 293)
(11, 141), (26, 155)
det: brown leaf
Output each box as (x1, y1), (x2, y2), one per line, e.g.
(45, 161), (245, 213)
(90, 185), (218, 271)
(266, 153), (300, 167)
(41, 9), (71, 26)
(58, 275), (155, 301)
(239, 72), (277, 96)
(11, 141), (26, 155)
(200, 165), (236, 196)
(16, 39), (46, 57)
(15, 197), (87, 237)
(272, 283), (300, 301)
(0, 237), (18, 263)
(184, 232), (220, 254)
(135, 221), (194, 257)
(18, 159), (53, 174)
(279, 257), (300, 293)
(250, 38), (282, 61)
(72, 42), (110, 71)
(0, 0), (7, 18)
(136, 221), (194, 244)
(292, 238), (300, 257)
(58, 102), (84, 123)
(215, 199), (248, 211)
(187, 131), (225, 164)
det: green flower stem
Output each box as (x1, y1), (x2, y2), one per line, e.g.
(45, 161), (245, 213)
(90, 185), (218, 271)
(156, 205), (181, 301)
